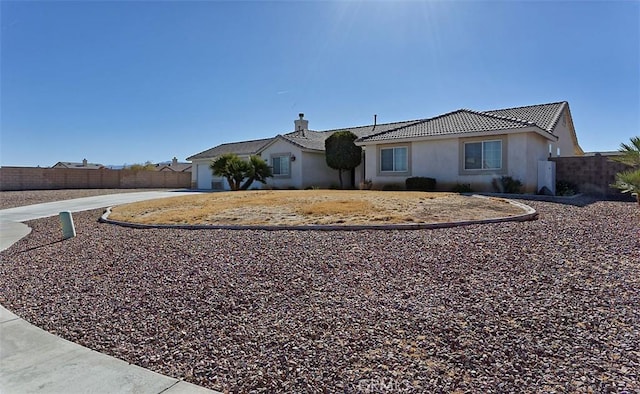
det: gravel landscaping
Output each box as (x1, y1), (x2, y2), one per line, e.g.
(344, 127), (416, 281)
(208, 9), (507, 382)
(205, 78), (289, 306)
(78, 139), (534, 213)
(0, 194), (638, 393)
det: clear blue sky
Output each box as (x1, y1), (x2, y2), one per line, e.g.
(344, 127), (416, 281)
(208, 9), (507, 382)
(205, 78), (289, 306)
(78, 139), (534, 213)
(1, 1), (638, 167)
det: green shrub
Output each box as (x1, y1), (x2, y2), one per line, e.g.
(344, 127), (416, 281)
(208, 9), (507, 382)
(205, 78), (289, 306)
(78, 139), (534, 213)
(611, 168), (640, 204)
(492, 176), (522, 194)
(382, 183), (404, 191)
(452, 183), (473, 193)
(556, 180), (577, 196)
(405, 177), (436, 192)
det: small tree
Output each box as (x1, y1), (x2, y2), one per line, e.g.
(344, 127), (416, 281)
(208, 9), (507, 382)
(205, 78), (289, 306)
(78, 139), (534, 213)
(210, 153), (249, 191)
(240, 155), (273, 190)
(611, 136), (640, 204)
(210, 153), (272, 191)
(128, 161), (156, 171)
(325, 131), (362, 189)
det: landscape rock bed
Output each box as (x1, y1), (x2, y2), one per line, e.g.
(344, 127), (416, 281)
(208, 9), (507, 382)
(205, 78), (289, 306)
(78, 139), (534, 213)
(0, 197), (638, 393)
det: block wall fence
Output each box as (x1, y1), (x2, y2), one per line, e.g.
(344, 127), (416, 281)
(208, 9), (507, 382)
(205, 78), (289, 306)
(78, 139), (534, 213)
(0, 167), (191, 191)
(550, 154), (631, 198)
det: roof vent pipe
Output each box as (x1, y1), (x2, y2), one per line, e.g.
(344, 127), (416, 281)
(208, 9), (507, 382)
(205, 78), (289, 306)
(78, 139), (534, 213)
(373, 114), (377, 130)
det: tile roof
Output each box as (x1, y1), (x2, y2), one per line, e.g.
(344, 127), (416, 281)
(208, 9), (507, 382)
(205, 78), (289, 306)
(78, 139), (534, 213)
(187, 137), (274, 160)
(357, 110), (537, 142)
(188, 102), (569, 157)
(279, 130), (329, 151)
(279, 120), (421, 151)
(357, 101), (567, 143)
(482, 101), (566, 132)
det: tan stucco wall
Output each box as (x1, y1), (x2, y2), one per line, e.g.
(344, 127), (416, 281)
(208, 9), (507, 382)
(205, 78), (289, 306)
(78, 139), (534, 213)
(508, 133), (549, 193)
(300, 151), (343, 188)
(259, 139), (303, 189)
(550, 108), (582, 156)
(363, 144), (409, 187)
(365, 131), (551, 192)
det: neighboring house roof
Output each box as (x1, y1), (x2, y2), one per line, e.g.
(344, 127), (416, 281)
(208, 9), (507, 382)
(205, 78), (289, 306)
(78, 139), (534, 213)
(52, 161), (105, 169)
(156, 163), (193, 172)
(583, 151), (621, 156)
(357, 101), (568, 143)
(187, 137), (274, 160)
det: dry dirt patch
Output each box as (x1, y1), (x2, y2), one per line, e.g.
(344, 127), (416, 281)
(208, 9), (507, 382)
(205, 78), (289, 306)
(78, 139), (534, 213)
(108, 190), (527, 226)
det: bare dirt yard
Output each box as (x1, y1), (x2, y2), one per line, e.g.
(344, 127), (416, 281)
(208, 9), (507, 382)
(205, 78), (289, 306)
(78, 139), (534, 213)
(108, 190), (528, 226)
(0, 190), (638, 393)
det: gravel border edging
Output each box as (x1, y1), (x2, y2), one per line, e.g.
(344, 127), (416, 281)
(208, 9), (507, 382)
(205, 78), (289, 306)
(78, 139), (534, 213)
(99, 195), (538, 231)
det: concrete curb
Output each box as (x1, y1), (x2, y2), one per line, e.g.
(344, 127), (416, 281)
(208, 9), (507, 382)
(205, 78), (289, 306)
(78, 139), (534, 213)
(99, 195), (538, 231)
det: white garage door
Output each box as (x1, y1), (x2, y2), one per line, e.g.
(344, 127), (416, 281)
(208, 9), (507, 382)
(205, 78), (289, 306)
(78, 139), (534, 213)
(197, 164), (212, 189)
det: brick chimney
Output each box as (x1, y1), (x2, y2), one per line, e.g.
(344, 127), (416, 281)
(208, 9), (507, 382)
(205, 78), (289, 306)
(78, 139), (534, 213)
(294, 113), (308, 137)
(172, 157), (178, 166)
(82, 158), (88, 167)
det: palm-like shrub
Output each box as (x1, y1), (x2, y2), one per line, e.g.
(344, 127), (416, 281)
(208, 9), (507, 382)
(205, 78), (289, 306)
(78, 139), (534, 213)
(210, 153), (272, 191)
(240, 155), (273, 190)
(613, 170), (640, 200)
(210, 153), (249, 191)
(611, 136), (640, 167)
(611, 136), (640, 204)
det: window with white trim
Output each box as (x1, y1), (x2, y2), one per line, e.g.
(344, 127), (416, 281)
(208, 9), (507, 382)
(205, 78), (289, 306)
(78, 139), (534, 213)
(380, 147), (408, 172)
(272, 155), (290, 176)
(464, 140), (502, 170)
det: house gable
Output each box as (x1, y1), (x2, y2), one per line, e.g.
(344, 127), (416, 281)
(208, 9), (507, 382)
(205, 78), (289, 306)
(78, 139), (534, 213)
(186, 137), (274, 161)
(482, 101), (583, 156)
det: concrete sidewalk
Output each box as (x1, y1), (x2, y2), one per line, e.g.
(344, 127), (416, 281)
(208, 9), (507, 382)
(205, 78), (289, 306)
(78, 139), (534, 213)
(1, 305), (215, 393)
(0, 191), (220, 394)
(0, 191), (200, 223)
(0, 221), (31, 251)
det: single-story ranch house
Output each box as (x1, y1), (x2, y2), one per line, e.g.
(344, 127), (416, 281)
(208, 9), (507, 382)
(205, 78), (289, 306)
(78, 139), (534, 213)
(187, 101), (583, 193)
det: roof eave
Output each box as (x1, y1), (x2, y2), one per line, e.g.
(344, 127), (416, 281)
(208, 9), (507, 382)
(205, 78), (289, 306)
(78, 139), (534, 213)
(356, 126), (558, 145)
(558, 103), (584, 155)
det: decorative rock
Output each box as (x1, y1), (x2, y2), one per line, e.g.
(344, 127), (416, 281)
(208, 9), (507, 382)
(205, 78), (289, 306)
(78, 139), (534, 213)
(0, 193), (638, 393)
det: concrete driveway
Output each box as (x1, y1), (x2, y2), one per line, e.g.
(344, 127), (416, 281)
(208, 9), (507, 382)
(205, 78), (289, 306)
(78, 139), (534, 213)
(0, 191), (199, 252)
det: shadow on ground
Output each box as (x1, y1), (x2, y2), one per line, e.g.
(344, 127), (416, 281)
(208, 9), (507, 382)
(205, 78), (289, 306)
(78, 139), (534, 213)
(476, 193), (635, 207)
